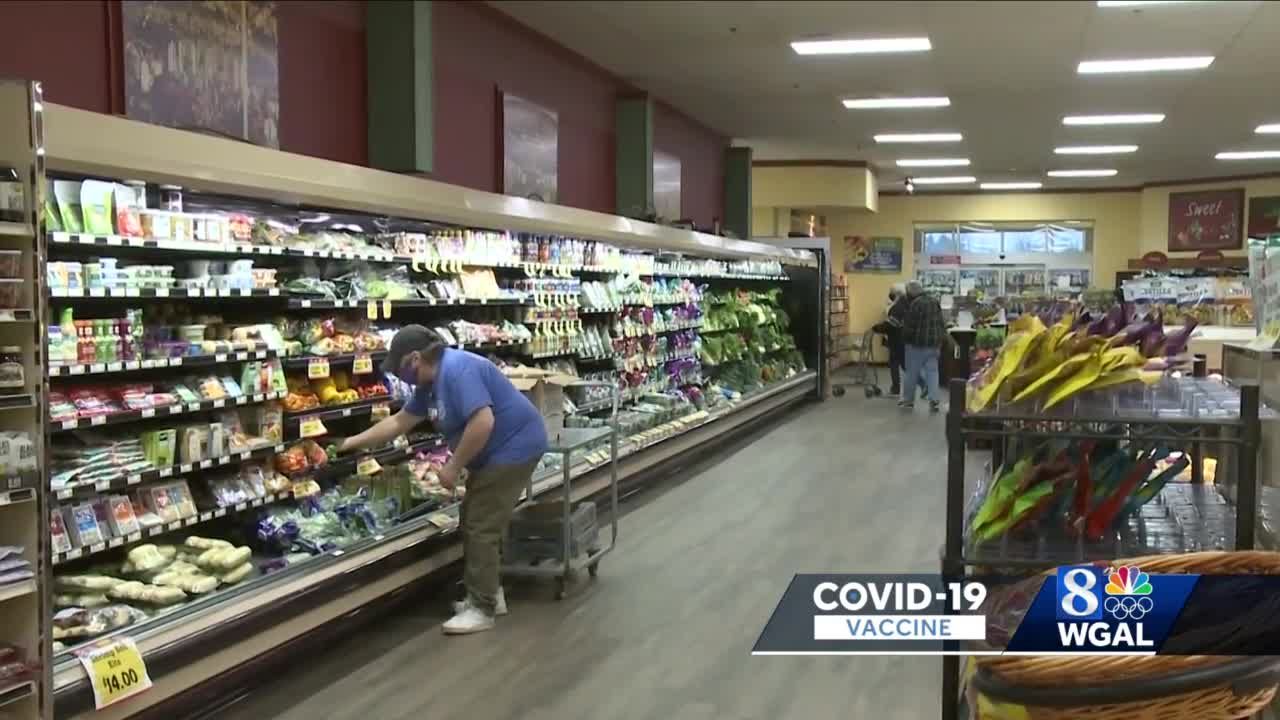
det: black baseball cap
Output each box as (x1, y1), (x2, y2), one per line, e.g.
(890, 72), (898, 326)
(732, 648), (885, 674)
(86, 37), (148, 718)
(381, 324), (444, 374)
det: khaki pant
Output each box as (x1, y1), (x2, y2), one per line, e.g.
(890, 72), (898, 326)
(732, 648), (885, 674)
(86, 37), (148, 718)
(460, 457), (539, 614)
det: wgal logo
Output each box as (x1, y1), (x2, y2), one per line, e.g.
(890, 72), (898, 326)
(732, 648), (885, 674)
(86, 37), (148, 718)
(1056, 565), (1155, 621)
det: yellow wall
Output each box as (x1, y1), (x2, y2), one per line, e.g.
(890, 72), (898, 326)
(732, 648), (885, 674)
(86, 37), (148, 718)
(756, 175), (1280, 360)
(753, 166), (877, 211)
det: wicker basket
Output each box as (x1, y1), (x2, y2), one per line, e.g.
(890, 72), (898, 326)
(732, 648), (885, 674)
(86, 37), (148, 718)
(971, 551), (1280, 720)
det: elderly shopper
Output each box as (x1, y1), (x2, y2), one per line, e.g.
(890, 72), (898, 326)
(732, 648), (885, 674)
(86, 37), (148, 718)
(898, 280), (945, 413)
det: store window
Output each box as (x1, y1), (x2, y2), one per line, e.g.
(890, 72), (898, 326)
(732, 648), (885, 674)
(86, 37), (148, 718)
(913, 221), (1094, 297)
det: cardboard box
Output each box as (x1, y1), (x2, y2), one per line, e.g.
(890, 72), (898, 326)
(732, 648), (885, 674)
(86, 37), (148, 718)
(504, 366), (578, 418)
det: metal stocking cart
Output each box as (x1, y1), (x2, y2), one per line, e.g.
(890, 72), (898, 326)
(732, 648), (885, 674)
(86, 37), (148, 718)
(502, 423), (619, 600)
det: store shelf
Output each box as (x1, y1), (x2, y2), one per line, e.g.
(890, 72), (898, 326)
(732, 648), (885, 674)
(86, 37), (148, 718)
(0, 488), (35, 507)
(0, 394), (34, 412)
(571, 396), (618, 414)
(53, 443), (286, 501)
(52, 390), (287, 432)
(578, 306), (622, 314)
(0, 309), (33, 322)
(0, 681), (34, 710)
(0, 221), (31, 238)
(0, 579), (35, 604)
(280, 351), (386, 370)
(306, 436), (445, 482)
(50, 346), (284, 377)
(51, 287), (282, 300)
(525, 348), (578, 360)
(284, 396), (398, 422)
(287, 296), (526, 310)
(52, 492), (296, 566)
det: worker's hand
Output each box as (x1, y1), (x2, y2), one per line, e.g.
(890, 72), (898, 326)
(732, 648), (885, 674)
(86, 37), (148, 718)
(332, 436), (352, 454)
(438, 462), (460, 492)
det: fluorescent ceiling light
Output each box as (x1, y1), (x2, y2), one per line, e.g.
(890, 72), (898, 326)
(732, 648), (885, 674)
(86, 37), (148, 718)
(896, 158), (970, 167)
(843, 97), (950, 109)
(1063, 113), (1165, 126)
(792, 37), (931, 55)
(980, 182), (1043, 190)
(1054, 145), (1139, 155)
(1216, 150), (1280, 160)
(910, 176), (976, 185)
(1047, 169), (1119, 177)
(1078, 56), (1214, 74)
(1097, 1), (1199, 6)
(873, 133), (962, 143)
(1256, 124), (1280, 134)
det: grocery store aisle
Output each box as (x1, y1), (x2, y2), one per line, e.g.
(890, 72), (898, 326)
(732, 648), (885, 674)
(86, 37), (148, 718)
(216, 395), (948, 720)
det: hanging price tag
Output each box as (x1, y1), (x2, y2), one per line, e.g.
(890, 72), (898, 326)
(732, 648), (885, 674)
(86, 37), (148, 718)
(382, 299), (393, 318)
(412, 254), (425, 272)
(299, 415), (328, 438)
(352, 353), (373, 375)
(371, 402), (391, 421)
(356, 456), (382, 476)
(307, 357), (330, 379)
(366, 300), (379, 320)
(77, 636), (153, 710)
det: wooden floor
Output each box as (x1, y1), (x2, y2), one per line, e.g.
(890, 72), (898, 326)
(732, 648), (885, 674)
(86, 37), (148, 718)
(215, 394), (949, 720)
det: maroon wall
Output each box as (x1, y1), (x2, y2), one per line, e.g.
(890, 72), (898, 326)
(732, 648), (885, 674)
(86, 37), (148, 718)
(0, 0), (727, 225)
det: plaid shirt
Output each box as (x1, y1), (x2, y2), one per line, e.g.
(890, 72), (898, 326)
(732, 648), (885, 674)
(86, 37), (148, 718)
(902, 293), (945, 348)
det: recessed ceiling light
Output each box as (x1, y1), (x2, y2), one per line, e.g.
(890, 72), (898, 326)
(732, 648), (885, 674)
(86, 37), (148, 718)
(980, 182), (1043, 190)
(896, 158), (970, 167)
(1216, 150), (1280, 160)
(1054, 145), (1139, 155)
(1047, 169), (1119, 177)
(1063, 113), (1165, 125)
(1097, 0), (1200, 6)
(1078, 57), (1214, 74)
(843, 97), (950, 109)
(910, 176), (976, 185)
(873, 133), (963, 143)
(1256, 124), (1280, 134)
(792, 37), (931, 55)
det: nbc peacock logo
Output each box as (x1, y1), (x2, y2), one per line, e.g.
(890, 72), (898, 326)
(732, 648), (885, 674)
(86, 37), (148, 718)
(1104, 566), (1154, 620)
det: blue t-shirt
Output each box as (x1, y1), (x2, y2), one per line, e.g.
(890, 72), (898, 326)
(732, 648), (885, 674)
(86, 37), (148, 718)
(403, 349), (548, 469)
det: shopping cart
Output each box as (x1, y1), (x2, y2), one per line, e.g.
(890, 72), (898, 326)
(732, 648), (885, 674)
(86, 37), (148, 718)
(501, 381), (619, 599)
(832, 328), (882, 398)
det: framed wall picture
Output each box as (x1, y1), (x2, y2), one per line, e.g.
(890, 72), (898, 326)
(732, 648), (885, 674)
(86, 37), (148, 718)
(499, 91), (558, 203)
(122, 0), (279, 147)
(1248, 195), (1280, 239)
(1168, 188), (1244, 251)
(844, 236), (903, 272)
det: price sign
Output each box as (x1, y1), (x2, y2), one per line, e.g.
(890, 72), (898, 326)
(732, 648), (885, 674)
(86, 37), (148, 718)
(352, 353), (373, 375)
(307, 357), (330, 379)
(356, 456), (382, 476)
(77, 637), (153, 709)
(371, 402), (391, 421)
(381, 299), (393, 318)
(299, 415), (328, 438)
(366, 300), (379, 320)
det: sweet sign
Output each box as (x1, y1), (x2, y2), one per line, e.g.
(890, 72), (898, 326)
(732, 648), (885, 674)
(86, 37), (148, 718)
(1168, 188), (1244, 251)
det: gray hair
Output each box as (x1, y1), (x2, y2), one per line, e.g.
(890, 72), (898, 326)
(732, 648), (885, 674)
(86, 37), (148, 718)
(905, 280), (924, 296)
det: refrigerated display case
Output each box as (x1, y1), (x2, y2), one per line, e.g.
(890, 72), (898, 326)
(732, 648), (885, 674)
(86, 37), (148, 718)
(17, 88), (823, 719)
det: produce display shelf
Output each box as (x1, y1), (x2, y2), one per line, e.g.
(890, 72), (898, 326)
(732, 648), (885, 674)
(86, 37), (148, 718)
(0, 681), (34, 710)
(53, 443), (287, 501)
(0, 579), (35, 604)
(0, 309), (33, 322)
(287, 296), (526, 310)
(52, 390), (288, 432)
(623, 299), (698, 308)
(302, 436), (445, 482)
(50, 346), (284, 377)
(578, 306), (623, 314)
(525, 348), (578, 360)
(280, 351), (387, 370)
(52, 492), (296, 566)
(284, 396), (399, 423)
(570, 397), (617, 414)
(651, 271), (790, 281)
(51, 287), (283, 300)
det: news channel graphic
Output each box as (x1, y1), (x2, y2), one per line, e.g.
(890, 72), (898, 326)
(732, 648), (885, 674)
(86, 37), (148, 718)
(753, 570), (1280, 656)
(751, 574), (991, 655)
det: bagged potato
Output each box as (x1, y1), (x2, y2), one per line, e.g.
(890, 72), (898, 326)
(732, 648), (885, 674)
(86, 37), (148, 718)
(967, 314), (1046, 413)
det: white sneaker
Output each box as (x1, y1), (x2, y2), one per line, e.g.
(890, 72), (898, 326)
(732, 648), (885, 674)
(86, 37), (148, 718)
(442, 605), (495, 635)
(453, 587), (508, 616)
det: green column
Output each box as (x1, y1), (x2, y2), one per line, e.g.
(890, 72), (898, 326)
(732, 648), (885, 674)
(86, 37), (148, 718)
(723, 146), (752, 239)
(367, 0), (433, 173)
(615, 95), (653, 219)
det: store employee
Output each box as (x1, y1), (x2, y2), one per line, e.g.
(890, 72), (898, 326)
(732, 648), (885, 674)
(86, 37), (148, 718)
(338, 324), (548, 635)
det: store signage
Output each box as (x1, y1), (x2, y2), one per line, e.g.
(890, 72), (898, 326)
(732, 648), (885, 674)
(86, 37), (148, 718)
(77, 636), (153, 709)
(844, 236), (903, 273)
(930, 255), (961, 266)
(371, 403), (391, 421)
(306, 357), (329, 379)
(1168, 188), (1244, 251)
(356, 456), (382, 476)
(298, 416), (327, 439)
(352, 354), (373, 375)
